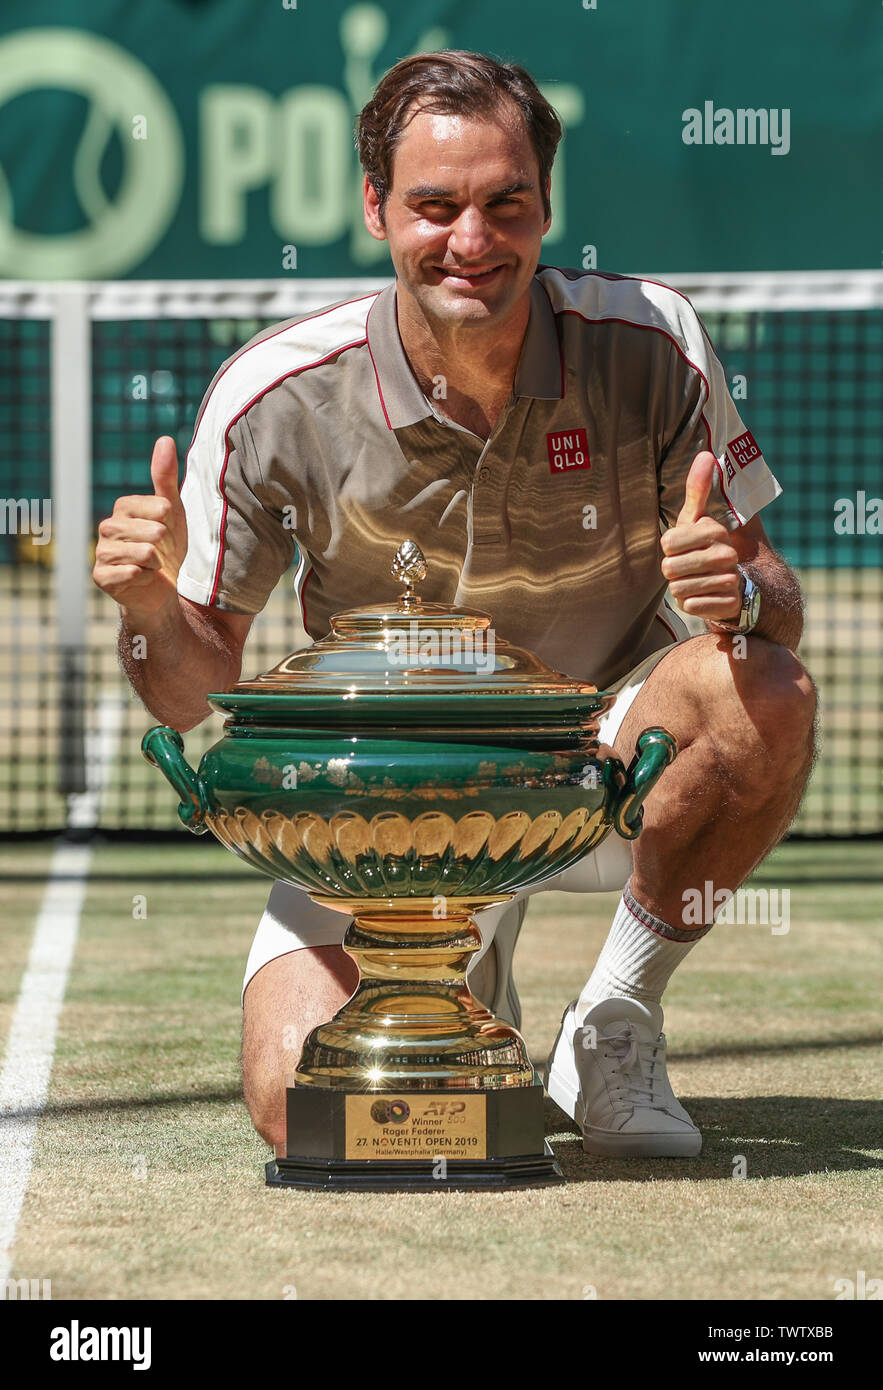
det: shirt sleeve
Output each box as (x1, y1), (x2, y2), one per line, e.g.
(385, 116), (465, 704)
(657, 296), (783, 532)
(177, 392), (294, 615)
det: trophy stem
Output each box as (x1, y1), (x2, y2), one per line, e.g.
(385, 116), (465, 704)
(295, 896), (535, 1091)
(270, 895), (562, 1190)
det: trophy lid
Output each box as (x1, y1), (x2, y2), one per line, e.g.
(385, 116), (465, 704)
(211, 540), (611, 731)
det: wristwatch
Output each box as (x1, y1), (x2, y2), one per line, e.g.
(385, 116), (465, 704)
(710, 564), (761, 635)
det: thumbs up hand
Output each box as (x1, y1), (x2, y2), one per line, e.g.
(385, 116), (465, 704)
(93, 436), (189, 619)
(660, 451), (742, 622)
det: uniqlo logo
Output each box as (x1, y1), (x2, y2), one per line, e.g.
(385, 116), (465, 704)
(547, 429), (590, 474)
(724, 457), (736, 482)
(728, 431), (761, 470)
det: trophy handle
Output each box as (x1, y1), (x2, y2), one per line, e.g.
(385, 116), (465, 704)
(141, 726), (209, 834)
(609, 727), (678, 840)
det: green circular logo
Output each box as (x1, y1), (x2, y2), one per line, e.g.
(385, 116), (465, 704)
(0, 28), (184, 277)
(370, 1098), (411, 1125)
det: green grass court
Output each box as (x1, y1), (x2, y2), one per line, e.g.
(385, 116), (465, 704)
(1, 837), (880, 1301)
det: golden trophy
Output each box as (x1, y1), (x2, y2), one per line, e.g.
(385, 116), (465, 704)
(143, 541), (676, 1188)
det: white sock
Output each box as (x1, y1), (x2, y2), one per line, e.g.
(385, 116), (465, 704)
(576, 879), (711, 1023)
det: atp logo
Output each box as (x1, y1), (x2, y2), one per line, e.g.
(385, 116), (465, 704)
(0, 28), (184, 276)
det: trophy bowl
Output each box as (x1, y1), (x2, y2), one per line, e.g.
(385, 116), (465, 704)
(143, 541), (677, 1189)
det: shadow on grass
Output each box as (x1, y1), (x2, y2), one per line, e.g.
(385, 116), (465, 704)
(542, 1094), (883, 1182)
(532, 1036), (880, 1070)
(5, 1084), (879, 1186)
(643, 1036), (879, 1063)
(1, 1086), (244, 1122)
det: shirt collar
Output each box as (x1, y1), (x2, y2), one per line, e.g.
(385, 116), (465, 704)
(366, 277), (564, 431)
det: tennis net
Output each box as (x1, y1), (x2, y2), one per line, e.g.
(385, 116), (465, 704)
(0, 273), (880, 835)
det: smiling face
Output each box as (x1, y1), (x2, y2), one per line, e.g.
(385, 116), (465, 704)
(364, 104), (552, 335)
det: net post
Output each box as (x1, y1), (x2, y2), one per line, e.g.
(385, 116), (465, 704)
(51, 284), (92, 803)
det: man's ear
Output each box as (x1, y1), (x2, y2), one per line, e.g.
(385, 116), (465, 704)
(363, 175), (388, 242)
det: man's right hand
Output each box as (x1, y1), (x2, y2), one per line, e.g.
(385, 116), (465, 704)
(93, 436), (189, 620)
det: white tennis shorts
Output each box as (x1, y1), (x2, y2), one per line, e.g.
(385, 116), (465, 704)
(241, 644), (675, 1000)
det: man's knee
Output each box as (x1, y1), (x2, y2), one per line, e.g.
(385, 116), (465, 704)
(243, 1083), (285, 1149)
(727, 635), (817, 746)
(241, 1013), (289, 1149)
(687, 633), (816, 739)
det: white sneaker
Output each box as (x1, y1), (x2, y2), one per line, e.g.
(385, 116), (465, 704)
(544, 997), (702, 1157)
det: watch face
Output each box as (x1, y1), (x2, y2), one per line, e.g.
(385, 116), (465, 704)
(747, 588), (761, 628)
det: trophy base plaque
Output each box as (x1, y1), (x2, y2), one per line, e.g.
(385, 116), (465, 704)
(265, 1081), (563, 1190)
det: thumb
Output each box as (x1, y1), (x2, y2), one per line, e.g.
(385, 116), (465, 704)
(676, 451), (717, 526)
(150, 436), (183, 508)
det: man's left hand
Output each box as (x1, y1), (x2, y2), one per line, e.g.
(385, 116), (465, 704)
(660, 451), (742, 622)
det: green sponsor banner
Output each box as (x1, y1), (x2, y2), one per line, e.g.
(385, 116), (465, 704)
(0, 0), (880, 278)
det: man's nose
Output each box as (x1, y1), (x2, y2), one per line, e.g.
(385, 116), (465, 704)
(447, 206), (495, 260)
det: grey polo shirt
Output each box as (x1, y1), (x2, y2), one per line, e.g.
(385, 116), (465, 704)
(178, 267), (782, 689)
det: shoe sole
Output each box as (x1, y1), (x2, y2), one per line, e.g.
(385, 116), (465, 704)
(582, 1127), (702, 1158)
(545, 1008), (703, 1158)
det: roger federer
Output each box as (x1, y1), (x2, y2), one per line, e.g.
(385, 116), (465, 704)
(94, 51), (816, 1158)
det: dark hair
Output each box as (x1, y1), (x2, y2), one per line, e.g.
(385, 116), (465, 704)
(356, 50), (562, 220)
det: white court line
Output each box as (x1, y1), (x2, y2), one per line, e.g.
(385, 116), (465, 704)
(0, 840), (92, 1281)
(0, 693), (124, 1282)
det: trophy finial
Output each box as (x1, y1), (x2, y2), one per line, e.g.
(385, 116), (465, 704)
(391, 539), (427, 605)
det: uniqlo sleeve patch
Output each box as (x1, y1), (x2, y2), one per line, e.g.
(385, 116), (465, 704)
(547, 428), (590, 473)
(727, 431), (762, 470)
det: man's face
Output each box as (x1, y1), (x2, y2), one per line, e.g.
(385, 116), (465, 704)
(365, 105), (552, 330)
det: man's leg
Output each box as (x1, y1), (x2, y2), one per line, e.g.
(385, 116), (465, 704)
(242, 946), (358, 1149)
(548, 633), (816, 1154)
(575, 632), (815, 1018)
(610, 632), (816, 928)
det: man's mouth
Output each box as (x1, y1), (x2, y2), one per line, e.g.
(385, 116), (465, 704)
(433, 264), (506, 286)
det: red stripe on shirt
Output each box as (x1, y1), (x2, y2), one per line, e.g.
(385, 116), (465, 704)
(554, 307), (742, 526)
(182, 292), (380, 541)
(185, 291), (381, 454)
(366, 335), (393, 429)
(654, 610), (679, 642)
(206, 337), (367, 607)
